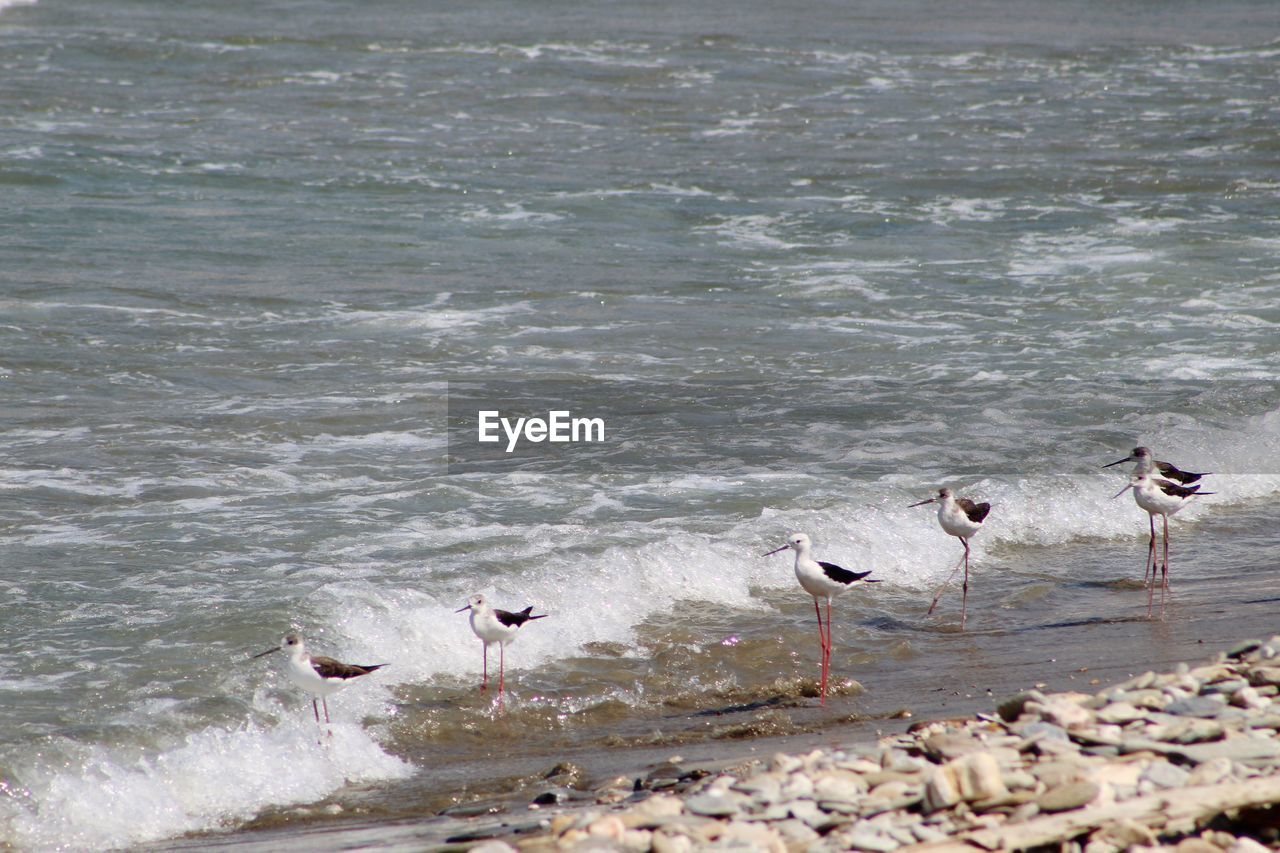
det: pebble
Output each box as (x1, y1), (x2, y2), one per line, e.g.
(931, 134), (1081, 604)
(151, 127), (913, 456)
(1186, 756), (1234, 787)
(1140, 759), (1190, 790)
(1096, 701), (1144, 724)
(997, 689), (1047, 722)
(500, 637), (1280, 853)
(587, 815), (626, 840)
(1018, 720), (1070, 744)
(952, 752), (1007, 802)
(1179, 737), (1280, 764)
(845, 828), (899, 851)
(1249, 666), (1280, 686)
(469, 843), (517, 853)
(683, 793), (740, 818)
(1036, 780), (1100, 812)
(812, 772), (864, 804)
(1028, 696), (1095, 729)
(923, 764), (961, 813)
(1165, 696), (1231, 718)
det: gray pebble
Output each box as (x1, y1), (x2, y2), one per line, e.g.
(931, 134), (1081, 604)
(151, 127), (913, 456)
(1166, 696), (1230, 718)
(1140, 760), (1190, 789)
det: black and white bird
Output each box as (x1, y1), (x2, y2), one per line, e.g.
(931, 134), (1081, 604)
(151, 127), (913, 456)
(1104, 446), (1211, 586)
(909, 487), (992, 630)
(1113, 472), (1213, 619)
(251, 634), (385, 725)
(456, 594), (546, 699)
(1103, 446), (1210, 486)
(762, 532), (880, 705)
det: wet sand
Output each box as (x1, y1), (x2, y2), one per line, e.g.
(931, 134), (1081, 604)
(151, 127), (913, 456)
(154, 500), (1279, 851)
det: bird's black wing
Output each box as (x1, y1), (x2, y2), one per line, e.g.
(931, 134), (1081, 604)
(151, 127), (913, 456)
(1157, 480), (1211, 499)
(311, 655), (386, 680)
(817, 561), (879, 585)
(1155, 460), (1210, 485)
(495, 605), (549, 628)
(957, 499), (992, 523)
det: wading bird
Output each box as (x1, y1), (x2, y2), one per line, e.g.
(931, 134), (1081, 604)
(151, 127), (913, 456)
(909, 488), (992, 630)
(1103, 446), (1210, 486)
(762, 532), (880, 705)
(251, 634), (385, 726)
(1113, 473), (1212, 619)
(1104, 446), (1211, 584)
(456, 594), (547, 700)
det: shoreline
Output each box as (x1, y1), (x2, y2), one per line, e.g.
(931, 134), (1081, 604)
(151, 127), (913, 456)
(154, 628), (1280, 852)
(447, 637), (1280, 852)
(150, 505), (1280, 852)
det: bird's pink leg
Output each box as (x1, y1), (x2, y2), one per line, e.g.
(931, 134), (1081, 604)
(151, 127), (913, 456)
(826, 598), (835, 702)
(960, 538), (970, 631)
(1161, 514), (1171, 619)
(323, 698), (331, 725)
(312, 699), (320, 724)
(499, 643), (506, 697)
(813, 599), (827, 705)
(1144, 514), (1156, 586)
(480, 643), (489, 691)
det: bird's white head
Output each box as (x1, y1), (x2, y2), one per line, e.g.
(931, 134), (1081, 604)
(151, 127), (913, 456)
(250, 632), (305, 661)
(455, 594), (486, 614)
(762, 532), (810, 557)
(908, 487), (951, 508)
(1104, 446), (1150, 470)
(282, 634), (305, 657)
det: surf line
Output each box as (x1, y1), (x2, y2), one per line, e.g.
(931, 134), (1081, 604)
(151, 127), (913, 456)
(477, 410), (605, 453)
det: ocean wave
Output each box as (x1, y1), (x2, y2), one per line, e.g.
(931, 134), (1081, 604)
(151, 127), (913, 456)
(2, 717), (411, 850)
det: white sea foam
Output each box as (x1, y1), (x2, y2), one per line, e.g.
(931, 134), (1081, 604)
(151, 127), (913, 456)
(335, 404), (1280, 676)
(458, 203), (565, 224)
(695, 215), (803, 250)
(279, 404), (1280, 700)
(4, 717), (411, 850)
(338, 300), (535, 332)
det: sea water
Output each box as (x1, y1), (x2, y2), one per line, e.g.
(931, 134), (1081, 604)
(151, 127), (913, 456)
(2, 0), (1279, 846)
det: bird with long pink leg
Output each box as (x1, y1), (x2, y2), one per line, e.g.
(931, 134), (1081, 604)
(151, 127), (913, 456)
(909, 487), (991, 630)
(1113, 472), (1213, 619)
(1104, 446), (1210, 586)
(763, 532), (880, 706)
(457, 594), (546, 706)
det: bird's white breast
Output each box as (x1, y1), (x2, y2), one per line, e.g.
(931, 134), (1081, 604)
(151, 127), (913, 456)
(1133, 483), (1188, 516)
(795, 557), (846, 599)
(471, 608), (519, 644)
(938, 502), (982, 538)
(286, 653), (345, 697)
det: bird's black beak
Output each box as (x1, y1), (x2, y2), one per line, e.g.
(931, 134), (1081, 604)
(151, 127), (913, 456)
(1112, 483), (1135, 500)
(1101, 457), (1131, 469)
(250, 646), (280, 660)
(455, 605), (471, 613)
(761, 544), (789, 557)
(908, 498), (936, 508)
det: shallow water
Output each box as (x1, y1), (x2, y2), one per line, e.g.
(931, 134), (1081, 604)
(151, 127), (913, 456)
(2, 0), (1279, 847)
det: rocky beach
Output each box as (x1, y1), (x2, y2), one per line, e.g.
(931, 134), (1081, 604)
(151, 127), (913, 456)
(450, 637), (1280, 852)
